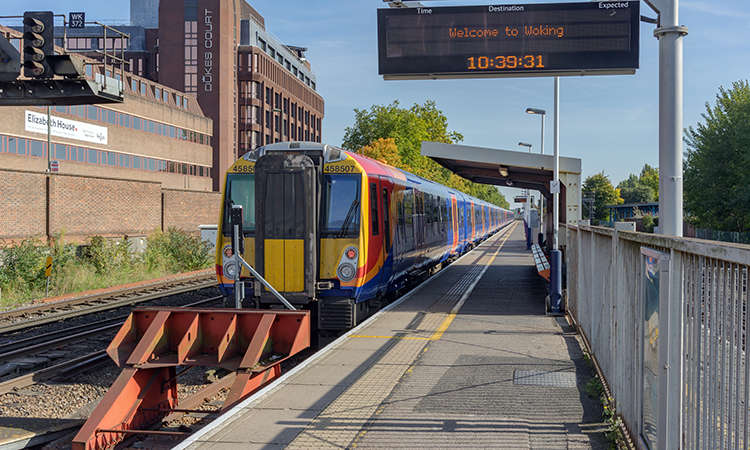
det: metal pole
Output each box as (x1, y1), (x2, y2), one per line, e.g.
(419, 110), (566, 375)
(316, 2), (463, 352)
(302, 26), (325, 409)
(553, 77), (559, 251)
(540, 114), (545, 156)
(656, 0), (687, 237)
(46, 106), (51, 172)
(548, 76), (562, 315)
(526, 143), (531, 249)
(233, 223), (243, 309)
(650, 1), (687, 448)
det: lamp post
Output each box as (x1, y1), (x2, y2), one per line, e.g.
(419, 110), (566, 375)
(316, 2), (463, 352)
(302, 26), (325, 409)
(526, 108), (546, 245)
(518, 142), (533, 249)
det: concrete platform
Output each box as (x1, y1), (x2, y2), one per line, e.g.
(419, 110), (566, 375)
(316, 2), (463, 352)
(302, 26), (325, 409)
(175, 222), (608, 450)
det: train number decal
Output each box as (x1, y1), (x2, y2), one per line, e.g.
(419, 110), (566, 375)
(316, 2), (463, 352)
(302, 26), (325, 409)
(231, 164), (255, 173)
(323, 163), (356, 174)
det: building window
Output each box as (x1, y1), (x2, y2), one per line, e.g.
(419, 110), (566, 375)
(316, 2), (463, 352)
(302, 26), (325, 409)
(67, 37), (91, 50)
(176, 94), (181, 107)
(163, 90), (169, 102)
(131, 79), (138, 92)
(155, 87), (161, 100)
(141, 81), (146, 95)
(184, 19), (198, 93)
(258, 38), (266, 51)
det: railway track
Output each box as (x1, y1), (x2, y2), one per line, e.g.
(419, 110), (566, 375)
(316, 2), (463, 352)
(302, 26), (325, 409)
(0, 273), (222, 395)
(0, 273), (216, 334)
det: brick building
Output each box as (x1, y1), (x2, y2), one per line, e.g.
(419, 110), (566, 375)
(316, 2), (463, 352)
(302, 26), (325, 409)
(0, 1), (323, 241)
(52, 0), (324, 191)
(156, 0), (325, 190)
(0, 24), (217, 242)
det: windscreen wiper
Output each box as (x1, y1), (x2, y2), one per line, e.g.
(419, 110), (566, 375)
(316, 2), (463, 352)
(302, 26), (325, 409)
(338, 200), (360, 238)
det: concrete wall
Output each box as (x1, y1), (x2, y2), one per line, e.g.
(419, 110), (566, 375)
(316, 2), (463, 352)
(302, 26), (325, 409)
(0, 169), (221, 243)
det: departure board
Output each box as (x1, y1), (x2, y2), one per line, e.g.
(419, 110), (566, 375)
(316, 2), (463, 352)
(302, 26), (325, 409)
(377, 2), (640, 79)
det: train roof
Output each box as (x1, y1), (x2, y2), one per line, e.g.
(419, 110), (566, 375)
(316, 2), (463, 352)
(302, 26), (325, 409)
(241, 141), (348, 164)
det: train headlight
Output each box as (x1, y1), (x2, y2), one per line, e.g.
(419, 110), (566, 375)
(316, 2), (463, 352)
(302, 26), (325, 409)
(223, 261), (238, 278)
(337, 262), (356, 282)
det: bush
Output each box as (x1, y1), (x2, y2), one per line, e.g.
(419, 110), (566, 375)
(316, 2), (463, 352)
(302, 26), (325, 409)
(642, 215), (655, 233)
(144, 228), (213, 274)
(0, 236), (49, 295)
(0, 229), (212, 308)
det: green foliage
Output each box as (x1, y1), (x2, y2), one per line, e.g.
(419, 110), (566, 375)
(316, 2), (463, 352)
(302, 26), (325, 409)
(0, 236), (49, 295)
(83, 235), (135, 275)
(144, 228), (213, 273)
(641, 214), (655, 233)
(0, 229), (212, 308)
(639, 164), (659, 201)
(603, 397), (625, 449)
(342, 100), (509, 209)
(584, 376), (603, 398)
(617, 173), (654, 204)
(685, 80), (750, 232)
(583, 172), (623, 222)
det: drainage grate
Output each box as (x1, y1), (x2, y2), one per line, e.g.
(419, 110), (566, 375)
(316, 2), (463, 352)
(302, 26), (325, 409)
(513, 370), (576, 388)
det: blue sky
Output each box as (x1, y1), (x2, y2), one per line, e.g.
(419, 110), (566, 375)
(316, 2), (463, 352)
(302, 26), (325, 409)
(9, 1), (750, 206)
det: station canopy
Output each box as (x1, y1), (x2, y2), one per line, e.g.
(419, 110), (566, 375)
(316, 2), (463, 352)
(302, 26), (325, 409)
(421, 141), (581, 196)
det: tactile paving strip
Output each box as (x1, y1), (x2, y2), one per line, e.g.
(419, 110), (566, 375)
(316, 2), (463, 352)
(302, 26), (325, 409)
(513, 370), (577, 388)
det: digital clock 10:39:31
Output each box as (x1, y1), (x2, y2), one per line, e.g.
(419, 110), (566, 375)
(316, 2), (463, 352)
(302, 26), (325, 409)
(466, 54), (547, 70)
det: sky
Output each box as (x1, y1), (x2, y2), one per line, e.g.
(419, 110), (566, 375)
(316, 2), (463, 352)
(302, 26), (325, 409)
(6, 0), (750, 207)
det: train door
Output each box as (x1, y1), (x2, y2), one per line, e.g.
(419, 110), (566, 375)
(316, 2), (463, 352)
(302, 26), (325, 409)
(366, 177), (384, 299)
(450, 194), (458, 254)
(378, 175), (394, 292)
(255, 154), (317, 301)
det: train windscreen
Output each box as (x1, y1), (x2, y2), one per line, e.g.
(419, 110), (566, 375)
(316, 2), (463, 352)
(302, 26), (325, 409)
(223, 173), (255, 234)
(322, 174), (360, 238)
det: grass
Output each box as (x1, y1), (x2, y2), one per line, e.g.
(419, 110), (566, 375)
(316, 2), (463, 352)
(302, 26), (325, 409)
(0, 228), (213, 310)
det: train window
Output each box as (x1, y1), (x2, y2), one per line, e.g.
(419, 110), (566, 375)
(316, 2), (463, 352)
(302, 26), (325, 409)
(425, 195), (432, 224)
(404, 190), (414, 239)
(224, 173), (256, 233)
(370, 183), (379, 236)
(322, 174), (360, 237)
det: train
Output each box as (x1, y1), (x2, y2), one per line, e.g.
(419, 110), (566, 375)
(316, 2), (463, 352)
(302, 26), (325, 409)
(215, 141), (514, 330)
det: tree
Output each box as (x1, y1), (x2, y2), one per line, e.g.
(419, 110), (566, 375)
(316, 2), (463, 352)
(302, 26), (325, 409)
(684, 80), (750, 232)
(583, 172), (623, 223)
(342, 100), (509, 208)
(617, 173), (654, 204)
(359, 138), (405, 169)
(639, 164), (659, 201)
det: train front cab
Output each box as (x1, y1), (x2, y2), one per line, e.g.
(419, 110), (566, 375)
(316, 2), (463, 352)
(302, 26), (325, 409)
(216, 143), (383, 331)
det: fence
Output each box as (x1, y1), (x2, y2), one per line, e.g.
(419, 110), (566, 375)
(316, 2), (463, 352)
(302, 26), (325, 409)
(695, 228), (750, 245)
(566, 224), (750, 449)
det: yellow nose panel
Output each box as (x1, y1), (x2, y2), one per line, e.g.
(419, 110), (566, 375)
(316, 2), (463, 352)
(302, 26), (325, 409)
(265, 239), (304, 292)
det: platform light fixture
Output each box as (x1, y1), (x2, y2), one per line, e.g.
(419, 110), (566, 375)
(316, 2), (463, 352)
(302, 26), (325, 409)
(525, 108), (546, 155)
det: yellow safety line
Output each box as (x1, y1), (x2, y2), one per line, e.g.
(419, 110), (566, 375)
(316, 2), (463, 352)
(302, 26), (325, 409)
(349, 335), (432, 341)
(348, 222), (517, 343)
(430, 221), (517, 341)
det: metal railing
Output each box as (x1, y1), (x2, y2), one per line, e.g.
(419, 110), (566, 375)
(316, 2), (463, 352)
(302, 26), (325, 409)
(566, 224), (750, 449)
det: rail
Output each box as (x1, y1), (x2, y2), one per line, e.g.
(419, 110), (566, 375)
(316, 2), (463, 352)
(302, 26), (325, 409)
(566, 224), (750, 449)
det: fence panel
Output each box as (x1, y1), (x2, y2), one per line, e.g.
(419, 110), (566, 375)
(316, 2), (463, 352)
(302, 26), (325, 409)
(566, 226), (750, 449)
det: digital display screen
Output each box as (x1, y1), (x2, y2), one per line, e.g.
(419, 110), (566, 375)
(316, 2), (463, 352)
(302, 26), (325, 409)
(377, 2), (640, 79)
